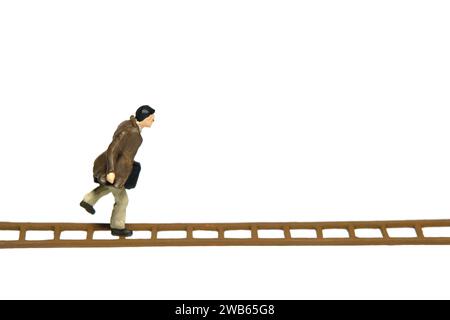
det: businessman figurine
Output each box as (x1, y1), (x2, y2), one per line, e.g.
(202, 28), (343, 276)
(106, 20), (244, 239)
(80, 105), (155, 237)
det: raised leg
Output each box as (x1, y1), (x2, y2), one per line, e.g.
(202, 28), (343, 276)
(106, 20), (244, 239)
(83, 185), (112, 206)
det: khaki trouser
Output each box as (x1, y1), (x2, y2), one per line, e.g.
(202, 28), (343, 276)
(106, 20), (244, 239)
(83, 185), (129, 229)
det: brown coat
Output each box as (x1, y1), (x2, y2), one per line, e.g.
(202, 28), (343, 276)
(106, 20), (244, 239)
(93, 116), (143, 189)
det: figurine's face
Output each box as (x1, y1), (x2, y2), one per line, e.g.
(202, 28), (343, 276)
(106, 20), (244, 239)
(141, 114), (155, 128)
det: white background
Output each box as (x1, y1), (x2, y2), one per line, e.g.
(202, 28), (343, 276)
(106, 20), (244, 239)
(0, 0), (450, 299)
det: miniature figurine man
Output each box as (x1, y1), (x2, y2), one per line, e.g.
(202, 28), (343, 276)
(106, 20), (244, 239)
(80, 105), (155, 237)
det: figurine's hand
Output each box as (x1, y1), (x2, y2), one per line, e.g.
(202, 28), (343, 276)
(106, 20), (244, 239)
(106, 172), (116, 184)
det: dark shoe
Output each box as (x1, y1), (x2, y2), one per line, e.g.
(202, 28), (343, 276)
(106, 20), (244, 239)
(111, 228), (133, 237)
(80, 201), (95, 215)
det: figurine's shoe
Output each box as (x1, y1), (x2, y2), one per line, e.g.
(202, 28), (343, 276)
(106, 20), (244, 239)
(79, 201), (95, 215)
(111, 228), (133, 237)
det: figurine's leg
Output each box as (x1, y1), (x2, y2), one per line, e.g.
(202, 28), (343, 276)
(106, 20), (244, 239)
(83, 185), (112, 206)
(110, 187), (129, 230)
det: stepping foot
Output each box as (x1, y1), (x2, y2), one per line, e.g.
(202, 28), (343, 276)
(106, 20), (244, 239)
(111, 228), (133, 237)
(80, 201), (95, 215)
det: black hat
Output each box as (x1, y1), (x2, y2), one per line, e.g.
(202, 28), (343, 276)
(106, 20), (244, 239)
(135, 105), (155, 121)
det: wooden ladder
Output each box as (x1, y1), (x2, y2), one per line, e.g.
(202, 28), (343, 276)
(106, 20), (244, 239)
(2, 219), (450, 248)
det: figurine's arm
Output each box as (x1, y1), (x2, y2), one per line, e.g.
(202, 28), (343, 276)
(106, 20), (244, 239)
(106, 131), (126, 175)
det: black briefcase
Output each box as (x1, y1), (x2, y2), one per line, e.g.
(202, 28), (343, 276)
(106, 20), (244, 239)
(124, 161), (141, 189)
